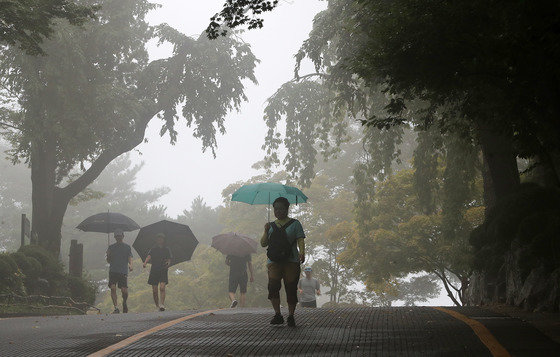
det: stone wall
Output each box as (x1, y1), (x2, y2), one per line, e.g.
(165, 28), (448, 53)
(467, 183), (560, 312)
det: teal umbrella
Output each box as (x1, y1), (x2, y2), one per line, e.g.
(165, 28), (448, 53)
(231, 183), (308, 220)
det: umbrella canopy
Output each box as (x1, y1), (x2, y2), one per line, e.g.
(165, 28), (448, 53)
(76, 212), (140, 233)
(211, 232), (258, 257)
(133, 220), (198, 267)
(231, 182), (308, 205)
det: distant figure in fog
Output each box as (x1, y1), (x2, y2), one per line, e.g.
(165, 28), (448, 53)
(143, 233), (172, 311)
(298, 266), (321, 308)
(106, 229), (133, 314)
(225, 254), (254, 308)
(261, 196), (306, 327)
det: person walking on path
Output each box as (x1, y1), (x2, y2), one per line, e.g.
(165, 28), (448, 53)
(143, 233), (172, 311)
(298, 266), (321, 308)
(226, 254), (254, 308)
(261, 196), (306, 327)
(106, 229), (133, 314)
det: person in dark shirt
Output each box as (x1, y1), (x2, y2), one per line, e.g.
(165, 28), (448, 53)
(143, 233), (172, 311)
(106, 229), (133, 314)
(225, 254), (254, 308)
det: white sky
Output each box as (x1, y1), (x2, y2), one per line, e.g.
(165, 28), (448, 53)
(131, 0), (327, 217)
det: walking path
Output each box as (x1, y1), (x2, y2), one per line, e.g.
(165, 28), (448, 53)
(0, 307), (558, 356)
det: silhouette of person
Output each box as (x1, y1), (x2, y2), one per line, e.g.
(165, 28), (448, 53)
(106, 229), (133, 313)
(143, 233), (172, 311)
(261, 196), (306, 327)
(225, 254), (254, 308)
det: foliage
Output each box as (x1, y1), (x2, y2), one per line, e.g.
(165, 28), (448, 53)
(10, 252), (41, 288)
(0, 141), (30, 251)
(66, 275), (96, 304)
(342, 153), (483, 306)
(0, 0), (258, 256)
(311, 221), (355, 303)
(0, 253), (24, 293)
(0, 0), (97, 55)
(177, 197), (224, 245)
(15, 244), (96, 301)
(263, 80), (351, 186)
(206, 0), (279, 39)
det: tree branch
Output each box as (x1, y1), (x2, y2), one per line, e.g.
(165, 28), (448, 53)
(434, 270), (462, 307)
(59, 109), (157, 201)
(0, 121), (20, 130)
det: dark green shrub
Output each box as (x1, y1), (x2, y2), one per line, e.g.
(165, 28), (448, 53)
(66, 276), (97, 304)
(18, 245), (62, 275)
(0, 253), (24, 294)
(18, 245), (66, 295)
(11, 252), (44, 294)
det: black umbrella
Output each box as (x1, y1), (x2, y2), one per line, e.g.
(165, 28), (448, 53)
(76, 212), (140, 245)
(133, 220), (198, 267)
(77, 212), (140, 233)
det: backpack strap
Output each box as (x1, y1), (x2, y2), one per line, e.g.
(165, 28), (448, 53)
(270, 219), (297, 245)
(270, 219), (296, 231)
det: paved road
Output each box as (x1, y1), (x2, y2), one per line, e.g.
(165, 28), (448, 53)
(0, 307), (558, 356)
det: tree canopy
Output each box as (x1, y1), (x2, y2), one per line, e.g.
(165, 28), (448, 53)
(0, 0), (97, 55)
(0, 0), (258, 256)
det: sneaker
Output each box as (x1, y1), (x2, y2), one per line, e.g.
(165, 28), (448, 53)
(287, 315), (296, 327)
(112, 307), (120, 314)
(159, 306), (165, 312)
(270, 313), (284, 325)
(122, 303), (128, 313)
(230, 300), (238, 308)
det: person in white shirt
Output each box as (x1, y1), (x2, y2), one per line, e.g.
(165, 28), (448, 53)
(298, 266), (321, 308)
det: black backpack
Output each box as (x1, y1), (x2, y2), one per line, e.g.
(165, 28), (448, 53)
(267, 219), (296, 262)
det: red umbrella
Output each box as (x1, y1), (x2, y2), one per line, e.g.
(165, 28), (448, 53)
(211, 232), (258, 257)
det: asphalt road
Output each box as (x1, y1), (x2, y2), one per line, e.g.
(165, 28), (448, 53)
(0, 307), (558, 356)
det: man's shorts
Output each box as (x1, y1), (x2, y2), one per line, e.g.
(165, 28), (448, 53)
(108, 272), (128, 288)
(229, 274), (248, 294)
(148, 268), (169, 286)
(300, 300), (317, 308)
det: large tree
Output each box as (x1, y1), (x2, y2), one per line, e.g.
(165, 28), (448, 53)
(212, 0), (560, 203)
(0, 0), (258, 256)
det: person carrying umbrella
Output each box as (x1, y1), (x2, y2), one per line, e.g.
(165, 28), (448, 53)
(261, 196), (306, 327)
(225, 254), (254, 308)
(106, 229), (133, 314)
(142, 233), (172, 311)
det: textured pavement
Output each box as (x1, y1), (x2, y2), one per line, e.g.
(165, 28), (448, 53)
(1, 307), (558, 356)
(0, 310), (199, 356)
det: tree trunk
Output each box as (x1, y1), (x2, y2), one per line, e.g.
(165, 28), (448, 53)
(481, 155), (497, 214)
(30, 139), (69, 258)
(30, 110), (154, 258)
(477, 123), (520, 208)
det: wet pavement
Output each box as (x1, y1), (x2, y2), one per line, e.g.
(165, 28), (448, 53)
(0, 310), (198, 356)
(0, 307), (558, 356)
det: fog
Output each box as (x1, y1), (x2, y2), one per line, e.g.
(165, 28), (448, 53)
(135, 0), (327, 216)
(3, 0), (554, 314)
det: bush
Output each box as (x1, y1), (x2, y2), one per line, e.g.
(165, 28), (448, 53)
(0, 254), (25, 294)
(11, 252), (43, 294)
(66, 276), (97, 304)
(18, 245), (63, 276)
(18, 245), (66, 295)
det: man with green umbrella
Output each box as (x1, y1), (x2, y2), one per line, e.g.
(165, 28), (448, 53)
(261, 196), (306, 327)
